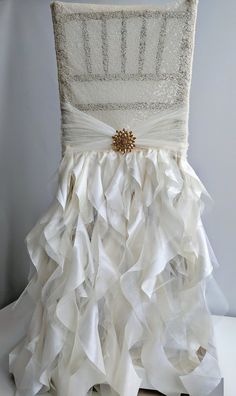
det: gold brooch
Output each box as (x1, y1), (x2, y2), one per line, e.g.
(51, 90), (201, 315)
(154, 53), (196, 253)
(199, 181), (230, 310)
(112, 128), (136, 154)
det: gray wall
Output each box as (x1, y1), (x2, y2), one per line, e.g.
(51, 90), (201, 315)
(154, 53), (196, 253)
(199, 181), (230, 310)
(0, 0), (235, 315)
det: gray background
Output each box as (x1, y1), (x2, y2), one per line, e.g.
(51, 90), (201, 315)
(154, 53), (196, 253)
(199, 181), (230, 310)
(0, 0), (235, 315)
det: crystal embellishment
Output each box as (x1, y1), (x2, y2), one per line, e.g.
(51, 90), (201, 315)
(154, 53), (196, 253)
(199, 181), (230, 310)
(112, 128), (136, 154)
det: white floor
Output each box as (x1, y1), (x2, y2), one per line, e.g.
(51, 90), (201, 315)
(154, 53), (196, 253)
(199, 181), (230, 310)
(0, 299), (235, 396)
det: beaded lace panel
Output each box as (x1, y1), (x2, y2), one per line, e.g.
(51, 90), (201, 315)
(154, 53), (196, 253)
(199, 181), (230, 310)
(50, 0), (198, 131)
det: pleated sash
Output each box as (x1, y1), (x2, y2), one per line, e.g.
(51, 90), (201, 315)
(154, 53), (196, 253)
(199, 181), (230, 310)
(61, 101), (189, 155)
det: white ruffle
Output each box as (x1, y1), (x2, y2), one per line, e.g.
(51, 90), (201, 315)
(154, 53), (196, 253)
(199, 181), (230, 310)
(9, 146), (228, 396)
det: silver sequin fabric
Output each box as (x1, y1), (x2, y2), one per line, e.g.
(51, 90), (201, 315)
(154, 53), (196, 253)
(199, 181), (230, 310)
(50, 0), (199, 130)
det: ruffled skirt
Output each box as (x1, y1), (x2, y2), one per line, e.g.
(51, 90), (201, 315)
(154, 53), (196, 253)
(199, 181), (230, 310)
(9, 146), (227, 396)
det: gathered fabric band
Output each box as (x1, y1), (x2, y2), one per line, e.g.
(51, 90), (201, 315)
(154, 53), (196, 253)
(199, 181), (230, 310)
(61, 101), (189, 155)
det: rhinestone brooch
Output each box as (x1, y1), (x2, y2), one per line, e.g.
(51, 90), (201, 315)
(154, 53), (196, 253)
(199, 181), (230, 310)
(112, 128), (136, 154)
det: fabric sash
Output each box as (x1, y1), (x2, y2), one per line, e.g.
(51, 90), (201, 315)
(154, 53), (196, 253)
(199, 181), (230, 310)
(61, 101), (189, 154)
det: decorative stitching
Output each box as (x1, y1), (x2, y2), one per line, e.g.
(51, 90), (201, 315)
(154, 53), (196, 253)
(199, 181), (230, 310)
(138, 15), (147, 74)
(73, 101), (180, 112)
(121, 14), (127, 75)
(155, 15), (168, 76)
(101, 18), (108, 75)
(82, 19), (92, 74)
